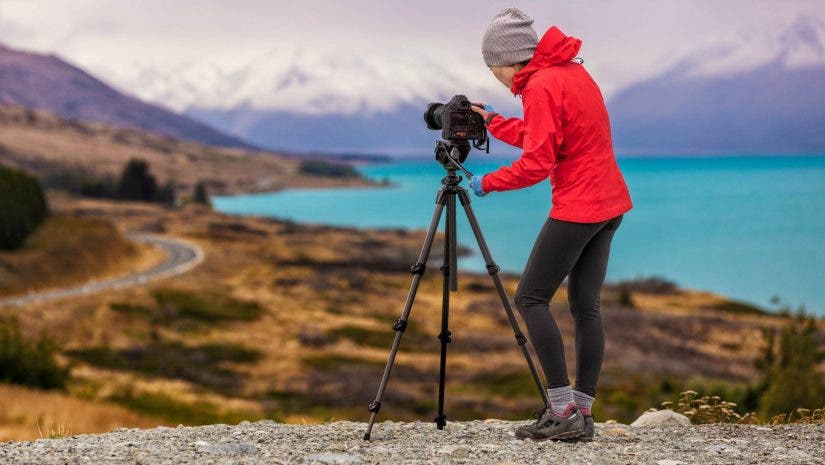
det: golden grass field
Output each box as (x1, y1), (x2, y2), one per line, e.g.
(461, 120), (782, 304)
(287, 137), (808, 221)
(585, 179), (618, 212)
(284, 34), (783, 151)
(0, 105), (821, 440)
(2, 192), (818, 440)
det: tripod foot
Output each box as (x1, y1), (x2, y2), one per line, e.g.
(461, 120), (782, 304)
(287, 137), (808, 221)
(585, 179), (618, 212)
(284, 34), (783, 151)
(434, 414), (447, 429)
(363, 432), (371, 440)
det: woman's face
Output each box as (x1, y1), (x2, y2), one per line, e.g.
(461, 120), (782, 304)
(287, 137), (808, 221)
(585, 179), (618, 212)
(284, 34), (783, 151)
(488, 63), (524, 89)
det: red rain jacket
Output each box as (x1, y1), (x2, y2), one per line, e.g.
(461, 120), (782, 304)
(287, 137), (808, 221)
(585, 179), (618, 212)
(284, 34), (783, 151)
(481, 25), (633, 223)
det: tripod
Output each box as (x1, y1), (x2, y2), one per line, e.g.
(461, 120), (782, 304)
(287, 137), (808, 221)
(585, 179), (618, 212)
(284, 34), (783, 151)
(362, 140), (549, 441)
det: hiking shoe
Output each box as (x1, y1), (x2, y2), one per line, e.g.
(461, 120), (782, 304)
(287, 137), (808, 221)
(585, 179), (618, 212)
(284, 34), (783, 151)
(560, 413), (595, 443)
(514, 406), (584, 441)
(580, 414), (594, 441)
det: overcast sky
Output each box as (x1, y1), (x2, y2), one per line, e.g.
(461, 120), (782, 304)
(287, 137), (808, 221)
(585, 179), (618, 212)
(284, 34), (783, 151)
(1, 0), (823, 109)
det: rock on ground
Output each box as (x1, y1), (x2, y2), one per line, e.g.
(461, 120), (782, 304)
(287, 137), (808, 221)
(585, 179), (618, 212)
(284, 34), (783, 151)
(0, 419), (823, 465)
(630, 410), (692, 427)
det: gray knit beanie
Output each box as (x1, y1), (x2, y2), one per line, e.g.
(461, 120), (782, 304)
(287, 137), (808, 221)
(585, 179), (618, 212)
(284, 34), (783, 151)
(482, 7), (538, 66)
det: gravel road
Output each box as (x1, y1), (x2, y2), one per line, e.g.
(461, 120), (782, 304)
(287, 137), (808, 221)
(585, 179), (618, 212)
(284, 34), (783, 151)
(0, 234), (203, 308)
(1, 419), (822, 464)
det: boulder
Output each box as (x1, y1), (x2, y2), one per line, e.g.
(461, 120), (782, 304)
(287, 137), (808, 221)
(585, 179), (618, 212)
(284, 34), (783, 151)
(630, 409), (691, 427)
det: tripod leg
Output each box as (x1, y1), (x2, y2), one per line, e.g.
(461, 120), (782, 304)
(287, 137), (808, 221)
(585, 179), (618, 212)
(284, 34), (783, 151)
(435, 190), (455, 429)
(363, 190), (446, 440)
(456, 188), (550, 407)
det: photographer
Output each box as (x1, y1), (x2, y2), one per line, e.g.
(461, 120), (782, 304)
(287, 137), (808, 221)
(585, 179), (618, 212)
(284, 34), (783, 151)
(469, 8), (633, 441)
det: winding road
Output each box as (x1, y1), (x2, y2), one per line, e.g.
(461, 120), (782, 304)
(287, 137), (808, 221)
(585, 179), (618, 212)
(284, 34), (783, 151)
(0, 234), (204, 309)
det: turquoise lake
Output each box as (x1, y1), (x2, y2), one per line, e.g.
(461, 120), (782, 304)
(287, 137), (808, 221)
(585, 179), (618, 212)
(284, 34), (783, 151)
(214, 155), (825, 316)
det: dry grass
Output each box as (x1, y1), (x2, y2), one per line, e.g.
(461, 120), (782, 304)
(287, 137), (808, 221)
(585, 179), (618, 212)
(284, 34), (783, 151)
(0, 383), (162, 441)
(0, 105), (378, 196)
(3, 196), (821, 434)
(654, 390), (825, 425)
(0, 214), (159, 297)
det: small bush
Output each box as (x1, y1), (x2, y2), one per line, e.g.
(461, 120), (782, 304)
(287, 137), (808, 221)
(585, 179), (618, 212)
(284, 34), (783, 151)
(155, 181), (177, 205)
(661, 390), (749, 424)
(656, 390), (825, 425)
(755, 311), (825, 418)
(191, 181), (210, 206)
(328, 324), (437, 352)
(115, 159), (157, 201)
(108, 388), (262, 425)
(0, 316), (70, 389)
(615, 275), (678, 294)
(151, 288), (264, 322)
(67, 340), (261, 391)
(0, 164), (48, 249)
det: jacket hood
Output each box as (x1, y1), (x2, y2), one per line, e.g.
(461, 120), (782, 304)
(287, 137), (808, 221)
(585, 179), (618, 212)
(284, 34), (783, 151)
(510, 25), (582, 96)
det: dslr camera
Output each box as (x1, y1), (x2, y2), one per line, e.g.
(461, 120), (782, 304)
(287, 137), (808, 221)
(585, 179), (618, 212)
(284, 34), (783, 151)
(424, 95), (487, 142)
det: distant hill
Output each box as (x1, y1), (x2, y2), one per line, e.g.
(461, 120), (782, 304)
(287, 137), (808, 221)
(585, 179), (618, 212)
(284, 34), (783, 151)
(0, 105), (376, 196)
(189, 58), (825, 157)
(186, 102), (478, 157)
(607, 58), (825, 155)
(0, 43), (254, 150)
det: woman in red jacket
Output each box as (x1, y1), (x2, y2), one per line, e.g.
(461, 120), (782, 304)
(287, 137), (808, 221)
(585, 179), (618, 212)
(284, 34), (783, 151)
(469, 8), (633, 442)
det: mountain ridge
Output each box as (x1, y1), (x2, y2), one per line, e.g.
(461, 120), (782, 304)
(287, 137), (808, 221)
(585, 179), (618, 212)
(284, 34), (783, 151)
(0, 42), (255, 150)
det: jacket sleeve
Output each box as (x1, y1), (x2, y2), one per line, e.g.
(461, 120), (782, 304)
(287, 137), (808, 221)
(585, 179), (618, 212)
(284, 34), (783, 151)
(481, 87), (562, 193)
(486, 114), (525, 148)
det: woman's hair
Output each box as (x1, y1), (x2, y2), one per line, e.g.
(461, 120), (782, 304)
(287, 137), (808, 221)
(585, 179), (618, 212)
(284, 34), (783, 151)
(517, 59), (530, 68)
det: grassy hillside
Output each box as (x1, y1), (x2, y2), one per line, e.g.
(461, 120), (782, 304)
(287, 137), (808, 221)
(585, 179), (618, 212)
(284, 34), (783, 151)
(0, 213), (155, 297)
(3, 195), (819, 441)
(0, 105), (378, 196)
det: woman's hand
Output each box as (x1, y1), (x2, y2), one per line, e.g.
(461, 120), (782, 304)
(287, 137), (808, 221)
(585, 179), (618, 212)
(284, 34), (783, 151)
(471, 101), (495, 122)
(469, 174), (488, 197)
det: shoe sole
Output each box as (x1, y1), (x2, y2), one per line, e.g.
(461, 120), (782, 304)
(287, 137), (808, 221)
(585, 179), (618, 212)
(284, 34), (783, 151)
(560, 434), (594, 443)
(524, 427), (585, 441)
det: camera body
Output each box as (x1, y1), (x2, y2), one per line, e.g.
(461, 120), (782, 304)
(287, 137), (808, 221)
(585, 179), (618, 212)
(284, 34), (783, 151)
(424, 95), (486, 141)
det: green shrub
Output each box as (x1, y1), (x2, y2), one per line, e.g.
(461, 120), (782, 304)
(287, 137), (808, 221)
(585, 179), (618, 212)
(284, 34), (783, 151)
(108, 388), (262, 425)
(0, 164), (48, 249)
(155, 181), (177, 205)
(0, 316), (70, 389)
(115, 159), (157, 201)
(755, 310), (825, 418)
(192, 181), (210, 206)
(151, 288), (264, 322)
(67, 340), (261, 391)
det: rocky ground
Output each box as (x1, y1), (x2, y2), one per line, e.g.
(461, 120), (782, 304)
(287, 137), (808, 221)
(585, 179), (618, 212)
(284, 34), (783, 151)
(1, 419), (822, 465)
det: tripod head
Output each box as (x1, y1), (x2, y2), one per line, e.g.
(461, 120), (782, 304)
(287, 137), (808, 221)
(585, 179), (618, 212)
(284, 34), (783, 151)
(434, 140), (474, 178)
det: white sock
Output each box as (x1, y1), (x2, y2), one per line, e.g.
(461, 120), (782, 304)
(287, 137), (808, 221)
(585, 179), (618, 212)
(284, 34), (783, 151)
(573, 390), (595, 415)
(547, 385), (574, 417)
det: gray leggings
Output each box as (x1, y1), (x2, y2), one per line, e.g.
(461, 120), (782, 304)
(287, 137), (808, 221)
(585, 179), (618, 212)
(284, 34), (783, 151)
(514, 213), (623, 398)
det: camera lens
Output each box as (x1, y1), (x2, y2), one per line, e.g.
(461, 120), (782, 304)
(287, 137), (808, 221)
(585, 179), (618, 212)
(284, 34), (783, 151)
(424, 103), (444, 130)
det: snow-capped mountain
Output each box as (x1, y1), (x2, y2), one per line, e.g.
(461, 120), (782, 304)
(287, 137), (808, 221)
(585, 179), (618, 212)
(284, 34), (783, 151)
(110, 47), (515, 117)
(25, 14), (823, 156)
(607, 16), (825, 155)
(677, 16), (825, 80)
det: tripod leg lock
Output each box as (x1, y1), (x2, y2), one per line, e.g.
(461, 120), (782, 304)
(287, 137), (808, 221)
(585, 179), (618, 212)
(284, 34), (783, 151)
(486, 263), (500, 275)
(410, 263), (426, 275)
(457, 188), (471, 206)
(392, 319), (408, 332)
(515, 333), (528, 345)
(368, 400), (382, 413)
(438, 330), (452, 343)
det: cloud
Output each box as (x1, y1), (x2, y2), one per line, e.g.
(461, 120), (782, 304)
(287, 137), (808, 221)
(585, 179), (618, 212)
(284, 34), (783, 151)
(1, 0), (823, 113)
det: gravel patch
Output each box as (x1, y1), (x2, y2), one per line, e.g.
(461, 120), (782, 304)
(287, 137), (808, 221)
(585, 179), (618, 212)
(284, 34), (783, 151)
(1, 419), (823, 464)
